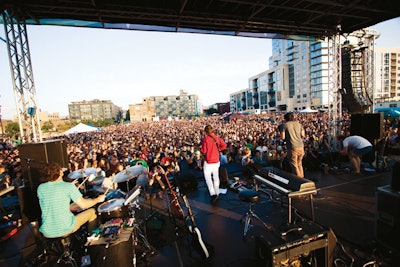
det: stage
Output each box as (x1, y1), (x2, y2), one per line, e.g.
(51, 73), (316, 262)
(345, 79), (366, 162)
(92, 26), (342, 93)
(1, 159), (400, 267)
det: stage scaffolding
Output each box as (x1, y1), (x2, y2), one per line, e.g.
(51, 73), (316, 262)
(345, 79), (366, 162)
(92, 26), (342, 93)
(1, 11), (42, 143)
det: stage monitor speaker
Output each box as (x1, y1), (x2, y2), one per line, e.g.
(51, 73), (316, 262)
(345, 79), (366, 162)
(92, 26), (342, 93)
(87, 233), (133, 267)
(376, 185), (400, 252)
(350, 113), (383, 143)
(391, 161), (400, 191)
(18, 139), (68, 188)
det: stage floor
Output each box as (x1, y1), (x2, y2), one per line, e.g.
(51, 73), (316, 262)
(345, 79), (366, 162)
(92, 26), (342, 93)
(1, 159), (400, 267)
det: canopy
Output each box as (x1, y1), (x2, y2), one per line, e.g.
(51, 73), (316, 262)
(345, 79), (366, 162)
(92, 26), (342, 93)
(299, 107), (318, 113)
(64, 123), (99, 135)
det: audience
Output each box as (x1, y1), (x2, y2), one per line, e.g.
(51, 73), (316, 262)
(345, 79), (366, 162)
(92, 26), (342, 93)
(0, 111), (399, 192)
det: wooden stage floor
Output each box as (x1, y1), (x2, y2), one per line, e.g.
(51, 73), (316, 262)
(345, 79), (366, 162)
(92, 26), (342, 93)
(1, 159), (400, 267)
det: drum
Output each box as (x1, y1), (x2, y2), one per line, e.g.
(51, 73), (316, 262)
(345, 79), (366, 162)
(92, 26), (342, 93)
(97, 198), (128, 223)
(124, 185), (141, 206)
(105, 189), (126, 201)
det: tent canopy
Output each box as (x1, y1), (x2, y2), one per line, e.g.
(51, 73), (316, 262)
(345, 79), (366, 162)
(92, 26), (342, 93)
(299, 107), (318, 113)
(64, 123), (99, 135)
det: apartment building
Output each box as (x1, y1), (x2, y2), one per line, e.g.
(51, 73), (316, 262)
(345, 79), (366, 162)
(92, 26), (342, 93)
(129, 90), (202, 122)
(68, 99), (121, 122)
(375, 48), (400, 103)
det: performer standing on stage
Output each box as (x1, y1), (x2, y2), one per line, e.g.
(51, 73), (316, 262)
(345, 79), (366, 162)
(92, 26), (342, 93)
(200, 125), (227, 203)
(281, 112), (305, 178)
(37, 162), (105, 238)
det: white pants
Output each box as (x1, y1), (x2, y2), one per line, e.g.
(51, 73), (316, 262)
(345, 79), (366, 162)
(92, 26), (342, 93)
(203, 161), (220, 196)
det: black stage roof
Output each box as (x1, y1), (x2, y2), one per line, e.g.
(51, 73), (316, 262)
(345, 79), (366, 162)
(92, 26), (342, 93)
(1, 0), (400, 39)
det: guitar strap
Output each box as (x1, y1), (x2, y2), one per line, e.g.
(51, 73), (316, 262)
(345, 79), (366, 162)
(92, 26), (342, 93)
(208, 134), (220, 152)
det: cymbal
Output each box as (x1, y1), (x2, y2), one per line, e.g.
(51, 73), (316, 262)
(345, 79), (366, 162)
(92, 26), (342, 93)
(112, 165), (147, 183)
(68, 167), (104, 179)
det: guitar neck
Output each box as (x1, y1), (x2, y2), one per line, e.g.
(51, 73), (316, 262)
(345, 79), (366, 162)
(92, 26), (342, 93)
(182, 195), (197, 227)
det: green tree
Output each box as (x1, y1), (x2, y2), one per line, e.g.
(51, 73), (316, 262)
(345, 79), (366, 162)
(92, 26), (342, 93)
(206, 108), (218, 115)
(5, 122), (20, 138)
(125, 110), (130, 122)
(57, 122), (72, 132)
(41, 121), (54, 132)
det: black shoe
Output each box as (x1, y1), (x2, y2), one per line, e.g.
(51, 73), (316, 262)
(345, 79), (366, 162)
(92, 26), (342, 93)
(211, 195), (219, 203)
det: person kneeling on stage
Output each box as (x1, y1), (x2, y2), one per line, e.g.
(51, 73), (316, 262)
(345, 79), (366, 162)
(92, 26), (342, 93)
(37, 162), (106, 238)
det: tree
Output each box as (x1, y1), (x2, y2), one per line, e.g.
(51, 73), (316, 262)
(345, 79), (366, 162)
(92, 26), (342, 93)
(41, 121), (54, 132)
(125, 110), (130, 122)
(115, 110), (124, 123)
(206, 108), (218, 115)
(5, 122), (20, 138)
(57, 122), (72, 132)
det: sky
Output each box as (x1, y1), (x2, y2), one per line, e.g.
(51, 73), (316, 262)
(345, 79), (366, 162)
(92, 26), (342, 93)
(0, 17), (399, 120)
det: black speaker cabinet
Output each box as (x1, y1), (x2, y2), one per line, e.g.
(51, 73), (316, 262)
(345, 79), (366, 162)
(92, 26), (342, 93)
(376, 185), (400, 252)
(18, 139), (68, 188)
(256, 221), (335, 267)
(350, 113), (383, 143)
(391, 162), (400, 191)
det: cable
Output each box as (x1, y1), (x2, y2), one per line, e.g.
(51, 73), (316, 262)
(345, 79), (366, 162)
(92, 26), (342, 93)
(336, 240), (355, 267)
(363, 261), (378, 267)
(334, 258), (347, 267)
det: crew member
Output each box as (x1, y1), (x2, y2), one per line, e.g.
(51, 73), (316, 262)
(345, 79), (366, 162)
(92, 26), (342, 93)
(338, 135), (373, 175)
(200, 125), (227, 203)
(37, 162), (105, 238)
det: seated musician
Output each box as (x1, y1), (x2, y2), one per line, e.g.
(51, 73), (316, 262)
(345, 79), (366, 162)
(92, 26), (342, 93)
(37, 162), (106, 238)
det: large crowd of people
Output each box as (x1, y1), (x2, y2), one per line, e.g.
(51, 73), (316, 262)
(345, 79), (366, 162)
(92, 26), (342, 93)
(1, 111), (400, 193)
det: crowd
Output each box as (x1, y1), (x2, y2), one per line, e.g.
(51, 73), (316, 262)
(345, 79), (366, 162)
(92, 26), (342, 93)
(1, 111), (400, 194)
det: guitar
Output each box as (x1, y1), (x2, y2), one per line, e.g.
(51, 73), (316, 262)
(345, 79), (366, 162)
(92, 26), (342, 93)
(181, 194), (210, 259)
(157, 166), (184, 220)
(372, 131), (389, 172)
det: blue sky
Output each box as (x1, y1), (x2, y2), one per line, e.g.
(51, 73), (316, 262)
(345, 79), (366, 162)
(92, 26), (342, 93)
(0, 17), (399, 120)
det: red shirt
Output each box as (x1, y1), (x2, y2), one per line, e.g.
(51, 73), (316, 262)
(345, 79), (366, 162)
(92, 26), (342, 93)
(200, 133), (227, 164)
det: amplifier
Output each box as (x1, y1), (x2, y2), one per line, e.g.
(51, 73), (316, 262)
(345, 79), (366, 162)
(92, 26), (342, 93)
(376, 185), (400, 252)
(256, 221), (335, 267)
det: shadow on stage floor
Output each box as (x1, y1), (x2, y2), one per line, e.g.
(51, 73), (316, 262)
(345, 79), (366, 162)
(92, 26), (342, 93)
(1, 159), (400, 267)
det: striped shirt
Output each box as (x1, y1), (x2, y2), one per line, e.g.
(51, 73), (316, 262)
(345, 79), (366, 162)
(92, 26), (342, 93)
(37, 180), (82, 237)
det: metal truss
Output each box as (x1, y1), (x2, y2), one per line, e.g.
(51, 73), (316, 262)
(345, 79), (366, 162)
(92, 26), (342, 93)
(2, 11), (42, 143)
(327, 33), (342, 141)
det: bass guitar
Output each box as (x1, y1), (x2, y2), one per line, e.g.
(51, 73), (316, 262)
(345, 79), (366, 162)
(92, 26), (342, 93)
(157, 166), (184, 220)
(181, 194), (211, 259)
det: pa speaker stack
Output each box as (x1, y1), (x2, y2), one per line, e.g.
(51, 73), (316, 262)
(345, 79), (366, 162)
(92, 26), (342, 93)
(350, 113), (383, 143)
(341, 47), (372, 113)
(18, 139), (68, 188)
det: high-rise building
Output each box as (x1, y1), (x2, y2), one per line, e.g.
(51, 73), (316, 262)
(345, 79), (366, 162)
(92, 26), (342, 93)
(231, 39), (329, 112)
(375, 48), (400, 103)
(68, 99), (121, 122)
(129, 90), (202, 122)
(269, 39), (330, 111)
(230, 65), (289, 112)
(231, 29), (381, 113)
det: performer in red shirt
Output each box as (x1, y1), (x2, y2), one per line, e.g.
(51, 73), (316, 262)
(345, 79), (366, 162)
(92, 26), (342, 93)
(200, 125), (227, 203)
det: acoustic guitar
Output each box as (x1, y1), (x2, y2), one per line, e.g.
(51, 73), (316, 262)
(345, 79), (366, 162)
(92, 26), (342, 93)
(181, 195), (211, 259)
(157, 166), (184, 220)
